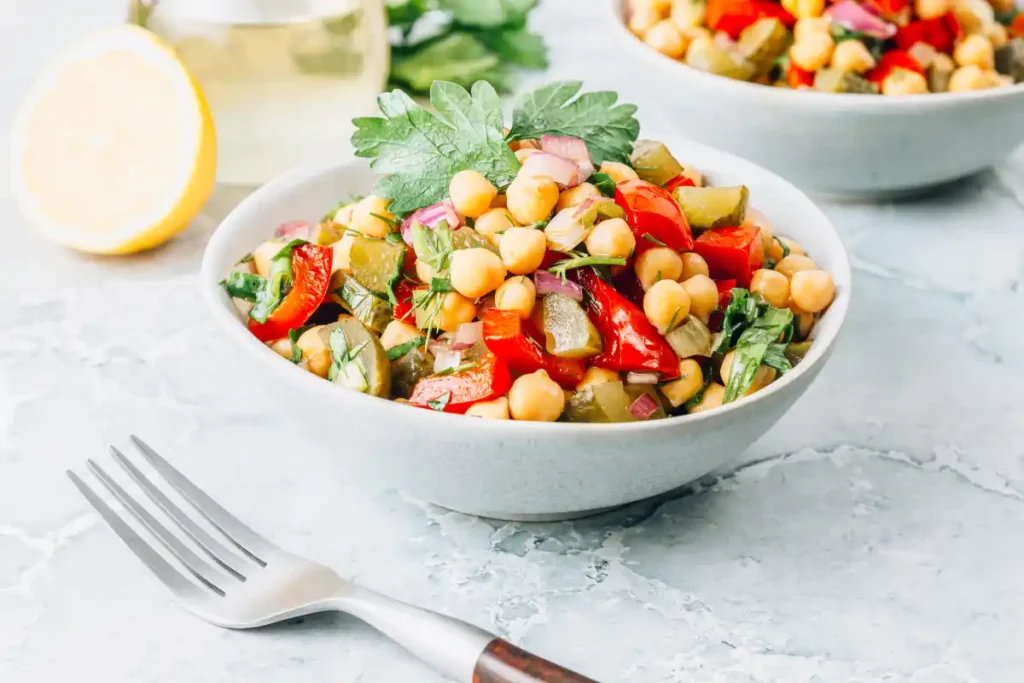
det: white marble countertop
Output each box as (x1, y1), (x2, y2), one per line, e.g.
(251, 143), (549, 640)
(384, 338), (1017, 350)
(3, 1), (1024, 681)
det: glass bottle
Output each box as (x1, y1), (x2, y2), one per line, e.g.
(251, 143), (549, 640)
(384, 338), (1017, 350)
(141, 0), (388, 186)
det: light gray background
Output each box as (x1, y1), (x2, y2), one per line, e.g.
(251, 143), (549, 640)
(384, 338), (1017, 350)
(3, 1), (1024, 681)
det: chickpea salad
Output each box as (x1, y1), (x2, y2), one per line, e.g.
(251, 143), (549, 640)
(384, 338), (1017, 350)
(222, 80), (837, 422)
(626, 0), (1024, 94)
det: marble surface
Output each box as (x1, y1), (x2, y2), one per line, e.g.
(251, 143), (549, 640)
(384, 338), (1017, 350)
(4, 1), (1024, 682)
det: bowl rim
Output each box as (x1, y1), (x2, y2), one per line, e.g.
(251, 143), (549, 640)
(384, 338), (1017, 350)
(606, 0), (1024, 110)
(200, 144), (852, 435)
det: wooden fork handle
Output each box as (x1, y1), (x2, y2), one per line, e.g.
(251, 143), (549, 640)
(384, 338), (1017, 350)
(473, 638), (599, 683)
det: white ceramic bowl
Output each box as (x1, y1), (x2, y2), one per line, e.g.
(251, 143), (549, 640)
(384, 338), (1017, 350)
(609, 0), (1024, 197)
(200, 136), (851, 521)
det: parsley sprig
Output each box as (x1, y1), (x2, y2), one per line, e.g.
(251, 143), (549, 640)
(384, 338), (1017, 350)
(549, 255), (627, 280)
(328, 327), (370, 393)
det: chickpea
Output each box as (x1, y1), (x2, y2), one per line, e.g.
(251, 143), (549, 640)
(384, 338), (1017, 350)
(643, 280), (691, 334)
(659, 359), (704, 407)
(500, 227), (547, 275)
(506, 174), (559, 225)
(720, 351), (777, 396)
(333, 202), (357, 227)
(296, 326), (331, 378)
(778, 236), (805, 256)
(914, 0), (949, 18)
(790, 32), (835, 72)
(465, 396), (511, 420)
(634, 247), (684, 290)
(267, 338), (293, 360)
(599, 161), (640, 184)
(670, 0), (706, 29)
(790, 269), (835, 313)
(688, 383), (725, 414)
(555, 183), (601, 212)
(881, 68), (929, 95)
(953, 34), (995, 70)
(475, 208), (518, 245)
(783, 0), (825, 18)
(775, 254), (817, 279)
(985, 23), (1008, 49)
(793, 16), (831, 42)
(415, 259), (435, 284)
(252, 239), (285, 278)
(947, 64), (1001, 91)
(576, 367), (620, 391)
(495, 275), (537, 319)
(750, 269), (790, 308)
(628, 4), (660, 36)
(681, 274), (719, 321)
(679, 251), (710, 280)
(349, 195), (394, 239)
(514, 148), (540, 164)
(509, 370), (565, 421)
(644, 20), (687, 58)
(331, 234), (355, 273)
(585, 218), (637, 259)
(831, 39), (876, 73)
(448, 170), (497, 219)
(380, 320), (422, 351)
(436, 292), (477, 333)
(651, 0), (673, 12)
(450, 248), (506, 299)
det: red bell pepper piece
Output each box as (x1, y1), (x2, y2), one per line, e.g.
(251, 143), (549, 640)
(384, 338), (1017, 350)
(895, 14), (960, 54)
(247, 243), (333, 342)
(614, 179), (694, 253)
(866, 50), (924, 84)
(481, 309), (586, 388)
(786, 63), (815, 89)
(706, 0), (795, 39)
(611, 268), (647, 309)
(1012, 13), (1024, 39)
(663, 175), (696, 193)
(574, 268), (680, 378)
(392, 279), (416, 322)
(716, 279), (737, 310)
(693, 225), (764, 288)
(539, 249), (571, 271)
(409, 352), (512, 414)
(864, 0), (909, 19)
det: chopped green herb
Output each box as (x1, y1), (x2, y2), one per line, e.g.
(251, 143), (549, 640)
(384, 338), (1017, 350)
(773, 236), (790, 259)
(370, 212), (400, 229)
(723, 306), (794, 404)
(715, 288), (761, 354)
(549, 255), (627, 280)
(432, 361), (479, 377)
(588, 172), (617, 197)
(237, 253), (254, 264)
(222, 272), (266, 302)
(427, 390), (453, 411)
(386, 336), (428, 361)
(506, 80), (641, 165)
(429, 277), (454, 293)
(642, 234), (667, 247)
(761, 343), (793, 374)
(385, 231), (406, 245)
(411, 220), (455, 273)
(287, 326), (313, 364)
(249, 241), (306, 323)
(328, 327), (370, 392)
(666, 305), (683, 333)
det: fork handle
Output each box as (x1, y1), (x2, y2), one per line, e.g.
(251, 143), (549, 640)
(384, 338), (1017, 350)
(473, 637), (598, 683)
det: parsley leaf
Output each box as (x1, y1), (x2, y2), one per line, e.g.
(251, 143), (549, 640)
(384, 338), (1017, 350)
(328, 327), (370, 392)
(761, 343), (793, 374)
(589, 172), (617, 197)
(391, 33), (500, 92)
(411, 220), (455, 273)
(472, 25), (548, 69)
(642, 234), (667, 247)
(723, 306), (794, 404)
(432, 361), (478, 376)
(386, 336), (428, 361)
(715, 288), (761, 354)
(427, 390), (453, 411)
(506, 81), (641, 165)
(222, 272), (266, 302)
(387, 0), (431, 37)
(352, 81), (520, 214)
(440, 0), (536, 26)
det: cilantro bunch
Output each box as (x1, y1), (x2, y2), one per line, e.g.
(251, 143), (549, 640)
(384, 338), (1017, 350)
(387, 0), (548, 94)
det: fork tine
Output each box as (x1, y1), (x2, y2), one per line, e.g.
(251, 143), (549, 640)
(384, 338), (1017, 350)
(110, 446), (250, 581)
(87, 459), (226, 596)
(130, 435), (270, 566)
(67, 470), (204, 600)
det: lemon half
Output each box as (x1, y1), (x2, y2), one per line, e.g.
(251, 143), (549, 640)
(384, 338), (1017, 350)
(10, 24), (216, 254)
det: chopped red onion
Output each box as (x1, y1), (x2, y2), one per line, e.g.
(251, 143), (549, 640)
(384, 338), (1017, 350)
(274, 220), (311, 240)
(400, 200), (463, 246)
(626, 372), (660, 385)
(826, 1), (896, 39)
(432, 348), (462, 374)
(521, 152), (580, 189)
(427, 338), (450, 357)
(451, 321), (483, 350)
(534, 270), (584, 301)
(540, 135), (594, 185)
(628, 393), (660, 420)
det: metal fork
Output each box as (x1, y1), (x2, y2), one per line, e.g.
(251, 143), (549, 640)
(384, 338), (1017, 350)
(68, 436), (598, 683)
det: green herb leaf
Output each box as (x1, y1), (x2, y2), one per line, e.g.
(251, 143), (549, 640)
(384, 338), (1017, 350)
(411, 220), (455, 273)
(588, 172), (617, 197)
(352, 81), (520, 214)
(723, 306), (794, 404)
(761, 343), (793, 374)
(427, 390), (453, 411)
(222, 272), (266, 302)
(237, 253), (254, 264)
(506, 81), (641, 165)
(432, 361), (478, 376)
(472, 25), (548, 68)
(385, 231), (406, 245)
(429, 277), (454, 293)
(249, 241), (306, 323)
(390, 33), (501, 93)
(715, 288), (761, 354)
(643, 234), (667, 247)
(287, 326), (313, 364)
(440, 0), (535, 26)
(386, 336), (428, 361)
(549, 255), (627, 280)
(773, 236), (790, 258)
(328, 327), (370, 392)
(387, 0), (432, 36)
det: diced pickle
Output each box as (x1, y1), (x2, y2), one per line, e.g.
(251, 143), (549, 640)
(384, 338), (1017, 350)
(329, 271), (392, 332)
(685, 39), (756, 81)
(318, 318), (391, 398)
(814, 68), (878, 94)
(672, 185), (749, 230)
(737, 18), (790, 77)
(565, 381), (634, 423)
(995, 38), (1024, 84)
(928, 58), (955, 93)
(631, 140), (685, 186)
(349, 237), (405, 297)
(664, 316), (713, 358)
(312, 221), (346, 245)
(390, 346), (434, 399)
(784, 340), (813, 365)
(542, 294), (603, 358)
